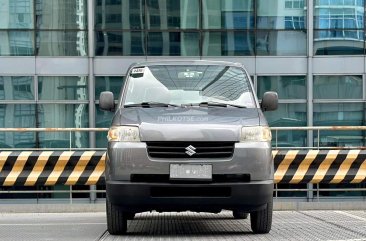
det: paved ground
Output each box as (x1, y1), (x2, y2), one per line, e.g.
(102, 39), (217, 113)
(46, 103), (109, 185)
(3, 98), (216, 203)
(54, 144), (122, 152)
(1, 211), (366, 241)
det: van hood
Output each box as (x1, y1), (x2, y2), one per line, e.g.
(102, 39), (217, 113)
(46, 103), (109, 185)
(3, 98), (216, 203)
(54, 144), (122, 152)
(112, 107), (260, 142)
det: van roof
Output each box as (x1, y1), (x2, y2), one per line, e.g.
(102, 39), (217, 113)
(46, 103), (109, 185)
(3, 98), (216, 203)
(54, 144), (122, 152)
(131, 60), (244, 68)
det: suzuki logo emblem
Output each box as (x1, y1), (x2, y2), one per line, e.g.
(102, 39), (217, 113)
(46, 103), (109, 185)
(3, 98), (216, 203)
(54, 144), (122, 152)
(185, 145), (196, 156)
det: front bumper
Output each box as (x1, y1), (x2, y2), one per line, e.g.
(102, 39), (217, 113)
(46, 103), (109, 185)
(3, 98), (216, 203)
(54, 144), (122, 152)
(106, 141), (273, 181)
(106, 180), (273, 213)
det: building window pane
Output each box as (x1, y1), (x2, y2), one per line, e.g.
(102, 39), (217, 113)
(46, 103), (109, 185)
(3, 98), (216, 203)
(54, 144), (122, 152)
(37, 104), (89, 147)
(202, 0), (254, 29)
(36, 0), (88, 30)
(0, 31), (34, 56)
(0, 76), (34, 100)
(264, 103), (307, 147)
(147, 32), (199, 56)
(36, 31), (88, 56)
(256, 31), (307, 56)
(202, 31), (254, 56)
(314, 75), (362, 99)
(0, 104), (36, 148)
(37, 104), (88, 127)
(319, 183), (366, 197)
(95, 76), (124, 100)
(314, 30), (365, 55)
(313, 1), (365, 55)
(257, 76), (306, 99)
(95, 31), (145, 56)
(95, 0), (145, 30)
(257, 0), (307, 29)
(96, 104), (113, 148)
(0, 0), (34, 29)
(38, 131), (89, 148)
(38, 76), (88, 100)
(314, 1), (364, 29)
(146, 0), (199, 29)
(313, 103), (366, 147)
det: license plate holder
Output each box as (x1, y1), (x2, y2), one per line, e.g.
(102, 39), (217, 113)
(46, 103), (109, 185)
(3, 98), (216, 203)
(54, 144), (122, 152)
(169, 164), (212, 180)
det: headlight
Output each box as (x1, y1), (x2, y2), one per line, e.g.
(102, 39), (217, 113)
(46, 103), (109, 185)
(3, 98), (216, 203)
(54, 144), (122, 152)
(107, 126), (140, 142)
(240, 126), (272, 142)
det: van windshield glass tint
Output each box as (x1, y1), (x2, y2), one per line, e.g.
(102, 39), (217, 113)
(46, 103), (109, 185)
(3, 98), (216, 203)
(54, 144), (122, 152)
(124, 65), (255, 108)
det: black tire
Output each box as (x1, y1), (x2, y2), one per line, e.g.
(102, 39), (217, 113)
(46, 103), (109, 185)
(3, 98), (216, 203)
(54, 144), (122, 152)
(106, 196), (128, 235)
(233, 211), (248, 219)
(250, 199), (273, 234)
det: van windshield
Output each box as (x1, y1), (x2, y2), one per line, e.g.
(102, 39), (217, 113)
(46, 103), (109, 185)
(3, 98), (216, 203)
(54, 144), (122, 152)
(123, 65), (256, 108)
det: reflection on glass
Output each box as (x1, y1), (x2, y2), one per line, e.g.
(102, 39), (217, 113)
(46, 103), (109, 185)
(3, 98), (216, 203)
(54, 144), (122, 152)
(276, 184), (307, 197)
(36, 0), (87, 29)
(313, 0), (365, 55)
(314, 0), (364, 30)
(0, 0), (34, 29)
(95, 0), (145, 30)
(0, 104), (89, 148)
(95, 31), (145, 56)
(256, 31), (307, 55)
(202, 0), (254, 29)
(257, 0), (306, 29)
(38, 104), (89, 148)
(257, 76), (306, 99)
(202, 31), (254, 56)
(0, 104), (36, 128)
(96, 104), (113, 148)
(38, 104), (88, 128)
(313, 103), (366, 147)
(38, 76), (88, 100)
(36, 31), (87, 56)
(314, 30), (365, 55)
(0, 31), (34, 56)
(95, 76), (124, 100)
(146, 0), (199, 29)
(0, 76), (34, 100)
(124, 65), (254, 107)
(314, 75), (362, 99)
(0, 104), (36, 148)
(319, 183), (366, 197)
(147, 32), (199, 56)
(38, 132), (89, 148)
(264, 104), (307, 147)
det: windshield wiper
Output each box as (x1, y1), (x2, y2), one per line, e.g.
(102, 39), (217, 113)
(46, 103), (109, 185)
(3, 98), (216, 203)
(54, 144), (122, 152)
(183, 102), (246, 108)
(124, 102), (180, 108)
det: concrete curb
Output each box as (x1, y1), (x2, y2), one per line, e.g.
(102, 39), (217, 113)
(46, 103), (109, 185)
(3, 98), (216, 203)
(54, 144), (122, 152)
(0, 201), (366, 213)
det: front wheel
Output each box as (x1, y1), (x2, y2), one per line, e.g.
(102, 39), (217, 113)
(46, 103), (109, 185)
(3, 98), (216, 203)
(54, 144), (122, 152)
(106, 196), (128, 235)
(250, 199), (273, 234)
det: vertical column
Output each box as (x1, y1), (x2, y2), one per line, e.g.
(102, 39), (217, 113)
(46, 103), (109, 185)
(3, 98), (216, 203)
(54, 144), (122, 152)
(88, 0), (97, 202)
(307, 0), (314, 201)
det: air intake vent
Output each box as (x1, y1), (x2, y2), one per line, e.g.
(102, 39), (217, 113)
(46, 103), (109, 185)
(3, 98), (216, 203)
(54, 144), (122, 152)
(146, 142), (235, 159)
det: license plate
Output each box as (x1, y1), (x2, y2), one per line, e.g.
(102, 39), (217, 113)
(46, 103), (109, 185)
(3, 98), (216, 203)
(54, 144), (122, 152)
(170, 164), (212, 180)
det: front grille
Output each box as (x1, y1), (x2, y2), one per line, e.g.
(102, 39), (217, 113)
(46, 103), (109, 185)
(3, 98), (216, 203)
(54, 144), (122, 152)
(146, 142), (235, 159)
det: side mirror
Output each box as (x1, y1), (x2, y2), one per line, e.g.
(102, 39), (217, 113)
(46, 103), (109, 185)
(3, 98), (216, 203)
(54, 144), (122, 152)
(261, 91), (278, 112)
(99, 91), (115, 111)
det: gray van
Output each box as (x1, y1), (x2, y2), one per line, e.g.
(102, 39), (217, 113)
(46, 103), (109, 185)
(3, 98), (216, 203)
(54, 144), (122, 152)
(99, 61), (278, 235)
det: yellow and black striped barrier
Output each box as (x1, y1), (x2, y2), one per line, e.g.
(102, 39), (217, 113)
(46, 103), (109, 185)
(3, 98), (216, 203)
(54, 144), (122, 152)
(273, 150), (366, 184)
(0, 151), (105, 186)
(0, 150), (365, 186)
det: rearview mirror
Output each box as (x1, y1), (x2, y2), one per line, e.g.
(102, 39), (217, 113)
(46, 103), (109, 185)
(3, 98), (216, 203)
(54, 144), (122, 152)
(261, 91), (278, 112)
(99, 91), (115, 111)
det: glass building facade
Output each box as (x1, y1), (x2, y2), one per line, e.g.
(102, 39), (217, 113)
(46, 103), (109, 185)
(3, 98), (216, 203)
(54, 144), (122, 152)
(0, 0), (366, 199)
